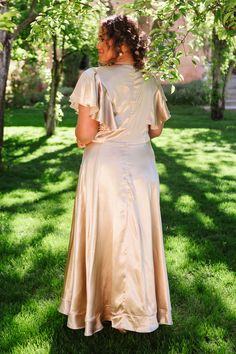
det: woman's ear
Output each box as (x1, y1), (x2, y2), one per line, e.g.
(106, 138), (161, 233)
(108, 37), (114, 47)
(121, 43), (128, 53)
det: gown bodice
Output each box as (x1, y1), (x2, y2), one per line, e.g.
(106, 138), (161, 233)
(69, 64), (171, 144)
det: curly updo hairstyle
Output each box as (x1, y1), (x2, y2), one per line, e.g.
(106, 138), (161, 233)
(100, 14), (149, 71)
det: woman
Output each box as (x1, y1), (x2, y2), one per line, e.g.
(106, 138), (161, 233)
(58, 14), (173, 336)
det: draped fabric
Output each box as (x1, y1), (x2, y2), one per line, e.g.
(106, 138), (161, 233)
(149, 76), (171, 128)
(70, 68), (119, 129)
(59, 64), (173, 336)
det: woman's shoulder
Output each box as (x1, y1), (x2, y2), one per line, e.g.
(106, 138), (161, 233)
(144, 73), (164, 93)
(80, 67), (98, 77)
(80, 66), (111, 81)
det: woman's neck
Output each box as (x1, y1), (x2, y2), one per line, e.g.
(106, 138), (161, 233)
(114, 53), (134, 65)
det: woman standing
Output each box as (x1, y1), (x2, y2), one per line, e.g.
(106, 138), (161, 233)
(58, 14), (173, 336)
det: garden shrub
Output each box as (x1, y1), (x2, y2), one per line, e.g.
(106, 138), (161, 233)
(163, 80), (211, 105)
(6, 60), (46, 108)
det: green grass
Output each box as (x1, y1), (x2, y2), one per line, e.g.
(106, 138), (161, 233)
(0, 106), (236, 354)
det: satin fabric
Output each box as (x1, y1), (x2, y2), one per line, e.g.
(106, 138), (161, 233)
(59, 64), (173, 336)
(69, 65), (171, 144)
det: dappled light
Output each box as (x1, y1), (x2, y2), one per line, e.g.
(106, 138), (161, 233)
(0, 105), (235, 353)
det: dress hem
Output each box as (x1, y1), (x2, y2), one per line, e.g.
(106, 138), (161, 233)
(58, 302), (173, 336)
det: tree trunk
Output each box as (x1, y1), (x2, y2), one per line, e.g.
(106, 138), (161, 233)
(0, 0), (38, 167)
(210, 27), (227, 120)
(0, 3), (11, 167)
(45, 35), (62, 136)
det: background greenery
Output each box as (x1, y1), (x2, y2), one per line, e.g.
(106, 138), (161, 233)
(163, 81), (211, 106)
(0, 105), (235, 353)
(6, 70), (212, 110)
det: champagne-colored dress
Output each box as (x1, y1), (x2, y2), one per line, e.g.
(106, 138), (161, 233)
(58, 64), (173, 336)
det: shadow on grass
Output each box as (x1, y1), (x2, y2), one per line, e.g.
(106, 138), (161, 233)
(0, 133), (82, 352)
(0, 108), (235, 353)
(3, 135), (49, 164)
(151, 142), (236, 271)
(1, 134), (83, 196)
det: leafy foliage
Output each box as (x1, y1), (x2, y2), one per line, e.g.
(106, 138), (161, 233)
(122, 0), (236, 82)
(0, 9), (18, 31)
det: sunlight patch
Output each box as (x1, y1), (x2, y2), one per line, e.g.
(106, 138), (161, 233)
(157, 163), (167, 176)
(160, 183), (172, 202)
(165, 236), (193, 269)
(218, 202), (236, 217)
(12, 215), (42, 240)
(1, 190), (43, 207)
(1, 299), (56, 352)
(176, 194), (197, 213)
(195, 211), (215, 230)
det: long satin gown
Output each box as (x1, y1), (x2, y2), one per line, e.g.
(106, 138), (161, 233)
(58, 64), (173, 336)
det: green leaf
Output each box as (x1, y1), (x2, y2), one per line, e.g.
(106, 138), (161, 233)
(192, 55), (200, 65)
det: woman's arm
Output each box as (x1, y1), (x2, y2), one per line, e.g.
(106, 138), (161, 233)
(75, 104), (99, 146)
(148, 121), (164, 139)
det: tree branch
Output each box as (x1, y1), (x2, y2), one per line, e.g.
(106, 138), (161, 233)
(99, 0), (113, 15)
(11, 0), (38, 40)
(62, 49), (79, 60)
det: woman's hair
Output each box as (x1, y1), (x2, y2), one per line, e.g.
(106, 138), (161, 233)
(100, 14), (149, 70)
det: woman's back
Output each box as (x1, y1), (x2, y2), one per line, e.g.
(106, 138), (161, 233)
(70, 64), (171, 144)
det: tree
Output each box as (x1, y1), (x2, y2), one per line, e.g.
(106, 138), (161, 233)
(29, 0), (105, 135)
(0, 0), (45, 167)
(210, 16), (236, 120)
(186, 0), (236, 120)
(0, 0), (107, 165)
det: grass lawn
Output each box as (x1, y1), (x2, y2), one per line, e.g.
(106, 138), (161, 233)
(0, 106), (235, 354)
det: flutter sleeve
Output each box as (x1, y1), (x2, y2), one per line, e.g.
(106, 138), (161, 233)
(148, 76), (171, 130)
(69, 69), (99, 118)
(69, 68), (119, 131)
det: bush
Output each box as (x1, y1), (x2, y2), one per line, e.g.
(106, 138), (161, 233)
(6, 60), (46, 109)
(163, 80), (211, 106)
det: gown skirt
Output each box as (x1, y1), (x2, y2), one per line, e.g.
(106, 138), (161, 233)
(58, 139), (173, 336)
